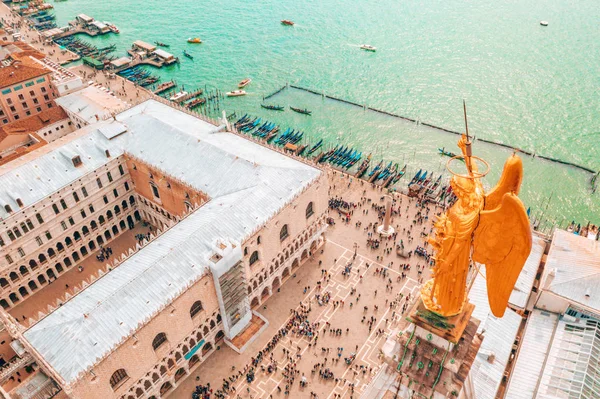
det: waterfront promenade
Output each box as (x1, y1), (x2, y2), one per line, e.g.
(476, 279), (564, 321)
(0, 3), (79, 64)
(173, 170), (436, 399)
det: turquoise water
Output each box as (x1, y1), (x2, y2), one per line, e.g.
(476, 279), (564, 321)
(51, 0), (600, 226)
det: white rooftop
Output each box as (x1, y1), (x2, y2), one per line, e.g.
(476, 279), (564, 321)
(543, 229), (600, 312)
(505, 309), (558, 399)
(55, 85), (128, 125)
(132, 40), (156, 52)
(77, 14), (93, 23)
(109, 56), (131, 68)
(468, 271), (522, 399)
(22, 100), (321, 384)
(508, 233), (546, 309)
(535, 315), (600, 398)
(0, 124), (120, 219)
(153, 49), (173, 59)
(90, 21), (107, 30)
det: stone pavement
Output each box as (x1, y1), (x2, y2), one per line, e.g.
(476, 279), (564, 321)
(174, 170), (439, 399)
(0, 3), (79, 65)
(68, 64), (153, 106)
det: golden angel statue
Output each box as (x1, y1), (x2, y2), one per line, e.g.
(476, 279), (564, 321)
(420, 135), (532, 318)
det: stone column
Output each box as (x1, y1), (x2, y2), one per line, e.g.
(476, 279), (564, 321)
(377, 195), (395, 237)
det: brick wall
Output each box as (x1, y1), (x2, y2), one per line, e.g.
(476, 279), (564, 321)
(124, 156), (207, 218)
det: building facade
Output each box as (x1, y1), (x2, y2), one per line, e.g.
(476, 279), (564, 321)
(0, 60), (57, 125)
(0, 99), (328, 399)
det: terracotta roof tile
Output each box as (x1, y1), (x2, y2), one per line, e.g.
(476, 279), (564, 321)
(0, 59), (50, 88)
(0, 107), (68, 140)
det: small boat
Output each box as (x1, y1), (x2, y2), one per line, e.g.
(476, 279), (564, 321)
(187, 37), (202, 44)
(261, 104), (284, 111)
(186, 98), (206, 109)
(169, 91), (188, 102)
(438, 147), (464, 162)
(281, 20), (295, 26)
(290, 106), (311, 115)
(226, 90), (247, 97)
(183, 50), (193, 60)
(360, 44), (376, 52)
(438, 147), (457, 158)
(105, 22), (120, 34)
(238, 78), (252, 88)
(155, 41), (170, 48)
(307, 139), (323, 155)
(540, 21), (549, 26)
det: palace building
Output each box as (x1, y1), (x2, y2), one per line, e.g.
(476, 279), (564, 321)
(0, 99), (328, 398)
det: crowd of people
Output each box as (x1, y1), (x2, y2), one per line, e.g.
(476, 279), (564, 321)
(95, 246), (113, 262)
(184, 171), (438, 399)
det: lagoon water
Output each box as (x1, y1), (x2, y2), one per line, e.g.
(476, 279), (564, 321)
(52, 0), (600, 226)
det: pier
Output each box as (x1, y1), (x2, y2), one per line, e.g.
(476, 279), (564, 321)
(153, 81), (177, 95)
(171, 89), (204, 104)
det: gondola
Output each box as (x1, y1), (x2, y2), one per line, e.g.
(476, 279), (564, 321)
(183, 50), (193, 60)
(261, 104), (285, 111)
(186, 98), (206, 110)
(307, 139), (323, 155)
(290, 106), (312, 115)
(155, 41), (170, 48)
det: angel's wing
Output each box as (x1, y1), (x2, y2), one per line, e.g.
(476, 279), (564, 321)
(472, 192), (532, 317)
(484, 154), (524, 210)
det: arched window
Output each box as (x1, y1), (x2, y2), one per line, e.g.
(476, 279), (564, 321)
(109, 368), (128, 389)
(280, 225), (289, 241)
(190, 301), (203, 318)
(244, 247), (248, 256)
(152, 333), (167, 350)
(306, 202), (314, 218)
(257, 236), (261, 245)
(150, 182), (160, 199)
(4, 205), (12, 213)
(249, 251), (259, 266)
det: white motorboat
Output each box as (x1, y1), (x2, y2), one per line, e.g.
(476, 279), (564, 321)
(238, 78), (252, 88)
(360, 44), (376, 52)
(540, 21), (549, 26)
(169, 91), (188, 101)
(226, 90), (247, 97)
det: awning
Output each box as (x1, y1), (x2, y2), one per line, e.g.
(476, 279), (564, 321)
(184, 339), (205, 360)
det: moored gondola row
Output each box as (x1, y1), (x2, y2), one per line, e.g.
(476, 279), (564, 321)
(231, 115), (442, 192)
(117, 65), (160, 87)
(54, 37), (116, 61)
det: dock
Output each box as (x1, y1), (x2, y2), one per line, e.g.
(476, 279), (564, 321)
(153, 81), (177, 95)
(314, 152), (326, 164)
(172, 89), (203, 104)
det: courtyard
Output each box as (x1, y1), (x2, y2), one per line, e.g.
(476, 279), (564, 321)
(8, 222), (153, 322)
